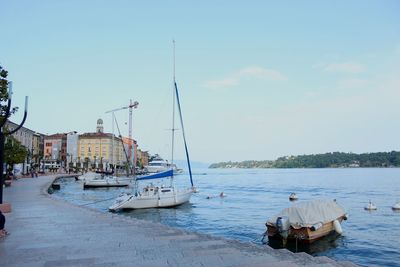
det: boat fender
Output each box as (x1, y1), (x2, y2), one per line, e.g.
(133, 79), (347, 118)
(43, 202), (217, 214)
(261, 232), (268, 244)
(333, 219), (343, 234)
(310, 222), (323, 231)
(392, 203), (400, 210)
(276, 216), (290, 239)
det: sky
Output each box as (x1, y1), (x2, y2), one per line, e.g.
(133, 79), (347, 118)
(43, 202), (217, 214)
(1, 1), (399, 163)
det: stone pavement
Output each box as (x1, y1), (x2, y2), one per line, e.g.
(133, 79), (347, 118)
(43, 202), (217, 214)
(0, 175), (357, 267)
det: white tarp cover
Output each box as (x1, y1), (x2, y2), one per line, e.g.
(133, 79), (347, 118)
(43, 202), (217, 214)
(267, 199), (346, 229)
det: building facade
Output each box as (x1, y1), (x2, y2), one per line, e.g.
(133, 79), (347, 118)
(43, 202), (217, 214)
(137, 149), (149, 169)
(77, 119), (127, 171)
(5, 121), (35, 150)
(121, 137), (138, 169)
(44, 133), (67, 169)
(32, 132), (45, 165)
(66, 131), (78, 168)
(78, 132), (126, 170)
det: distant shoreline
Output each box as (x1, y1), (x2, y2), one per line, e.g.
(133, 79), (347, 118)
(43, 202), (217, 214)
(209, 151), (400, 169)
(209, 166), (400, 169)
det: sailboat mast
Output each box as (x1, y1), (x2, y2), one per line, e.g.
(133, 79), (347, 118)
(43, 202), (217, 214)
(171, 40), (176, 174)
(111, 112), (115, 173)
(129, 99), (133, 169)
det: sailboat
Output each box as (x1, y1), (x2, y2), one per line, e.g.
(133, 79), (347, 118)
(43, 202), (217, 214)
(109, 41), (195, 211)
(83, 115), (134, 189)
(83, 174), (131, 189)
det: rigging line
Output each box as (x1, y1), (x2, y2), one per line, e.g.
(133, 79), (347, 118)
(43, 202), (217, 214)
(114, 115), (132, 175)
(79, 196), (117, 206)
(174, 81), (193, 187)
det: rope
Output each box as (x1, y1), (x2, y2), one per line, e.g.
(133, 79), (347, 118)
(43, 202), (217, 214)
(79, 196), (117, 206)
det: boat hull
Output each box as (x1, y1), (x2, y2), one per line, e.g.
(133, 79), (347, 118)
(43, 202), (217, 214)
(266, 217), (345, 244)
(109, 188), (192, 211)
(83, 183), (129, 188)
(83, 177), (131, 188)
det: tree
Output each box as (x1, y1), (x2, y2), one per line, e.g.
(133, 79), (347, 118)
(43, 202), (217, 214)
(1, 65), (28, 204)
(0, 65), (17, 123)
(4, 135), (28, 171)
(1, 65), (24, 170)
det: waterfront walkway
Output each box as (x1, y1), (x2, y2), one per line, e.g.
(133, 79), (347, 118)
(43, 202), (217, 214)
(0, 176), (356, 267)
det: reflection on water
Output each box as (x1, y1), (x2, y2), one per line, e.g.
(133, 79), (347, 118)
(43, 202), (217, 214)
(53, 168), (400, 267)
(119, 202), (194, 224)
(266, 232), (343, 255)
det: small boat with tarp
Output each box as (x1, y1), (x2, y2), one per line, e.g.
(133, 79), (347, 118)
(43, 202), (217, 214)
(263, 199), (348, 245)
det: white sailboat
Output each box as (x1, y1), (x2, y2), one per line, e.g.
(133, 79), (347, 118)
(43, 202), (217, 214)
(109, 169), (193, 209)
(109, 41), (195, 211)
(83, 108), (137, 189)
(83, 175), (131, 188)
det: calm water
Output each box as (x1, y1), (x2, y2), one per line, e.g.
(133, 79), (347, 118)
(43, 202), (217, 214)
(53, 168), (400, 267)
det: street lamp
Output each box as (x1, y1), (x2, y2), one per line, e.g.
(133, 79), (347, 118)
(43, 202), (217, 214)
(0, 81), (28, 208)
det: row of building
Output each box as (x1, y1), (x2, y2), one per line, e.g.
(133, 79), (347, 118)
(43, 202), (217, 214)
(5, 118), (150, 174)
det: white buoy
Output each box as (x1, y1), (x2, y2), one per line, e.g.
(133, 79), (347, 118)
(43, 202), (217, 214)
(392, 202), (400, 211)
(192, 187), (199, 193)
(333, 219), (343, 234)
(289, 193), (298, 201)
(364, 200), (377, 211)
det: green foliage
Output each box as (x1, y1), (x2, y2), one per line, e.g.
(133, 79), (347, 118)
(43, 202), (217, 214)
(0, 65), (17, 124)
(136, 158), (143, 169)
(0, 65), (9, 124)
(209, 151), (400, 169)
(4, 135), (28, 169)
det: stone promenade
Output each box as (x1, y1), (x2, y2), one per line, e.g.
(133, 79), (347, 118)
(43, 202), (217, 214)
(0, 176), (356, 267)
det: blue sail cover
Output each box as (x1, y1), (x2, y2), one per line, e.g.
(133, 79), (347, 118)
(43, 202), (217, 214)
(174, 82), (194, 187)
(136, 169), (173, 181)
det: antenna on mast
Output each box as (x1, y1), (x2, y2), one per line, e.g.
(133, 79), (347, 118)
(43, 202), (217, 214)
(173, 39), (176, 82)
(171, 39), (176, 176)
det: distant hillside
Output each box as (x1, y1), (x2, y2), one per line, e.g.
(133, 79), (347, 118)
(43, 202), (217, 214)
(209, 151), (400, 169)
(174, 160), (210, 169)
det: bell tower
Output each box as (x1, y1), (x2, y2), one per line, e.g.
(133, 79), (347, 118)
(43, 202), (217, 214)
(96, 118), (104, 133)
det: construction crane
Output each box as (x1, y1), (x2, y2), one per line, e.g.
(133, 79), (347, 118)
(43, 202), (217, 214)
(105, 100), (139, 174)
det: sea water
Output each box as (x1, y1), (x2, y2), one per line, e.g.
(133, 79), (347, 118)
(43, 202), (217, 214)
(53, 168), (400, 267)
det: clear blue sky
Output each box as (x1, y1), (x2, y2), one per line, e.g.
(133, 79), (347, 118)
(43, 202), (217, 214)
(1, 1), (399, 163)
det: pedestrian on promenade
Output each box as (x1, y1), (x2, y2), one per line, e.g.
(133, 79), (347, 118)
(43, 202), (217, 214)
(0, 210), (9, 238)
(8, 170), (15, 180)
